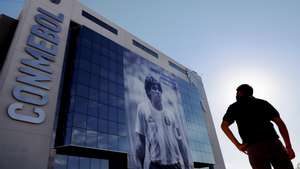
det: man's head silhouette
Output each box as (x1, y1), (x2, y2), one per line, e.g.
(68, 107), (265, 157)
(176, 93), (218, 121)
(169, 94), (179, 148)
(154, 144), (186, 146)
(236, 84), (253, 102)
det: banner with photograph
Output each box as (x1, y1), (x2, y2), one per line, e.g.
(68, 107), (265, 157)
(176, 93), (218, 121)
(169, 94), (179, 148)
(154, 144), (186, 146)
(124, 51), (193, 169)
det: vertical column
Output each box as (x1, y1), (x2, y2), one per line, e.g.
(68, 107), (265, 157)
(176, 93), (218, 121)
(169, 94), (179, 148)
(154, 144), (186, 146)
(0, 0), (73, 169)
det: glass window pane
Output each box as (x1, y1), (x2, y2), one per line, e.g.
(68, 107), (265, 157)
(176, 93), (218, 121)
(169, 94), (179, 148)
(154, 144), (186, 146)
(53, 155), (67, 169)
(67, 156), (79, 169)
(73, 113), (86, 129)
(71, 128), (86, 146)
(79, 157), (89, 169)
(88, 101), (98, 117)
(87, 116), (98, 131)
(86, 130), (98, 147)
(98, 133), (108, 149)
(90, 158), (99, 169)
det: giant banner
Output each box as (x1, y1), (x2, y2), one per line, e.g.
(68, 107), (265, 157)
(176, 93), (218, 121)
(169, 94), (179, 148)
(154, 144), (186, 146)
(124, 51), (193, 169)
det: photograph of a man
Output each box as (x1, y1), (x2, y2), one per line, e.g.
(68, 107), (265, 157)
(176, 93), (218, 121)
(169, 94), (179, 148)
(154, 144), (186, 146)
(221, 84), (295, 169)
(135, 75), (192, 169)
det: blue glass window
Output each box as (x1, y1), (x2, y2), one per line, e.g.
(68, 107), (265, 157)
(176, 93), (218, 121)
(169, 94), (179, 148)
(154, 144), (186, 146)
(98, 133), (108, 149)
(73, 113), (86, 129)
(60, 26), (127, 156)
(79, 157), (89, 169)
(98, 119), (108, 133)
(72, 128), (86, 146)
(68, 156), (79, 169)
(87, 116), (98, 131)
(86, 130), (98, 147)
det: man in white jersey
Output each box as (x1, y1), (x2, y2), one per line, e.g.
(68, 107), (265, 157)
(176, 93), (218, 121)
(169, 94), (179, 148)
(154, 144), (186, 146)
(135, 75), (193, 169)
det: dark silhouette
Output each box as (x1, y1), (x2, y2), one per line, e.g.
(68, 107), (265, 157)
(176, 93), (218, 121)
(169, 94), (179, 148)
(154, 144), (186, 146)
(221, 84), (295, 169)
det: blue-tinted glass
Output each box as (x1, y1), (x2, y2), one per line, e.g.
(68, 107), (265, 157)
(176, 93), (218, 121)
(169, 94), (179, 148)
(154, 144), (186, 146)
(116, 85), (124, 98)
(98, 92), (108, 104)
(118, 109), (126, 124)
(108, 72), (117, 82)
(90, 76), (99, 89)
(87, 116), (98, 131)
(77, 84), (89, 98)
(70, 83), (76, 96)
(77, 70), (90, 86)
(69, 96), (76, 111)
(108, 95), (117, 107)
(99, 159), (109, 169)
(79, 157), (89, 169)
(116, 98), (124, 109)
(90, 159), (99, 169)
(108, 107), (118, 121)
(99, 78), (108, 91)
(98, 133), (108, 149)
(73, 113), (86, 128)
(75, 97), (88, 114)
(72, 128), (86, 146)
(98, 104), (108, 119)
(80, 38), (91, 49)
(66, 113), (73, 128)
(108, 135), (118, 150)
(79, 59), (90, 72)
(91, 63), (100, 74)
(68, 156), (79, 169)
(89, 88), (98, 101)
(119, 136), (128, 152)
(86, 130), (98, 147)
(65, 127), (72, 144)
(114, 73), (121, 83)
(100, 68), (108, 79)
(108, 122), (118, 135)
(101, 48), (109, 58)
(118, 124), (127, 137)
(108, 83), (117, 95)
(87, 101), (98, 117)
(53, 155), (67, 169)
(98, 119), (108, 133)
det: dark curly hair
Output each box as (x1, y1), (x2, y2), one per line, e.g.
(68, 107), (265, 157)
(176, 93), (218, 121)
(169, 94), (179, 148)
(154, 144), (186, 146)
(144, 75), (162, 99)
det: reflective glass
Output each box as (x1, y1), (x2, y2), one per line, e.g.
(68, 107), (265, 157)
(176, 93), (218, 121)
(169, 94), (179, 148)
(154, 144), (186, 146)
(87, 116), (98, 131)
(73, 113), (86, 129)
(79, 157), (89, 169)
(67, 156), (79, 169)
(53, 155), (67, 169)
(86, 130), (98, 147)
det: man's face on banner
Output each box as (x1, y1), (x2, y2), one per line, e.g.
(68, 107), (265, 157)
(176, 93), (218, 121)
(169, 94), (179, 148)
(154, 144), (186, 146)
(149, 83), (162, 104)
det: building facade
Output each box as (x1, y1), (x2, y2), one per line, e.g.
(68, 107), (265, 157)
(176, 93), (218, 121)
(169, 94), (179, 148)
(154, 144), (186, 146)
(0, 0), (225, 169)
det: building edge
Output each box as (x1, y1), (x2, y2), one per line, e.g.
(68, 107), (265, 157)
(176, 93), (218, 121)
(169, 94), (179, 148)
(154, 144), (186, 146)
(187, 71), (226, 169)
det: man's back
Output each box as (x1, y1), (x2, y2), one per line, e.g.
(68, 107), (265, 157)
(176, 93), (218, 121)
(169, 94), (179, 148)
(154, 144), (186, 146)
(224, 97), (279, 145)
(221, 84), (295, 169)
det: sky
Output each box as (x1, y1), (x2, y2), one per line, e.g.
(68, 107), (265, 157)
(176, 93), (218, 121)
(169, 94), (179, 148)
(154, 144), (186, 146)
(1, 0), (299, 169)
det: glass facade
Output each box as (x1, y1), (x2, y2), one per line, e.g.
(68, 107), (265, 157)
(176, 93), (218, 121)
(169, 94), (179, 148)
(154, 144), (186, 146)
(53, 154), (109, 169)
(54, 25), (214, 168)
(61, 26), (128, 151)
(176, 78), (215, 163)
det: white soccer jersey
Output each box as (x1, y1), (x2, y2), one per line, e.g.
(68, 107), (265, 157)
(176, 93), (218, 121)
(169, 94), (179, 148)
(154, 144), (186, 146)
(135, 101), (183, 165)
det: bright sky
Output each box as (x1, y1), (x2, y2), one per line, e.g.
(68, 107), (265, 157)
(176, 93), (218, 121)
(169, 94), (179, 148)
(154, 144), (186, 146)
(1, 0), (299, 169)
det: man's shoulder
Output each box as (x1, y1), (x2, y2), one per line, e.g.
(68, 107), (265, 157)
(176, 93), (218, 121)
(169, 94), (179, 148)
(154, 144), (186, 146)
(252, 97), (269, 105)
(229, 97), (267, 107)
(229, 102), (238, 108)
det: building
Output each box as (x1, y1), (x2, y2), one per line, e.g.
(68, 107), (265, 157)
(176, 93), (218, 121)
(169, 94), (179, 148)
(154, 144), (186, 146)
(0, 0), (226, 169)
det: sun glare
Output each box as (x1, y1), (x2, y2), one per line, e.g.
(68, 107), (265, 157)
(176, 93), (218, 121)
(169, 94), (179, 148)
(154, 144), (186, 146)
(218, 67), (280, 104)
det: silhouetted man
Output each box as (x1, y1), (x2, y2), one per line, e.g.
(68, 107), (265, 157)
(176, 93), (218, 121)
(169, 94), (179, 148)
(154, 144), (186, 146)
(135, 75), (192, 169)
(221, 84), (295, 169)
